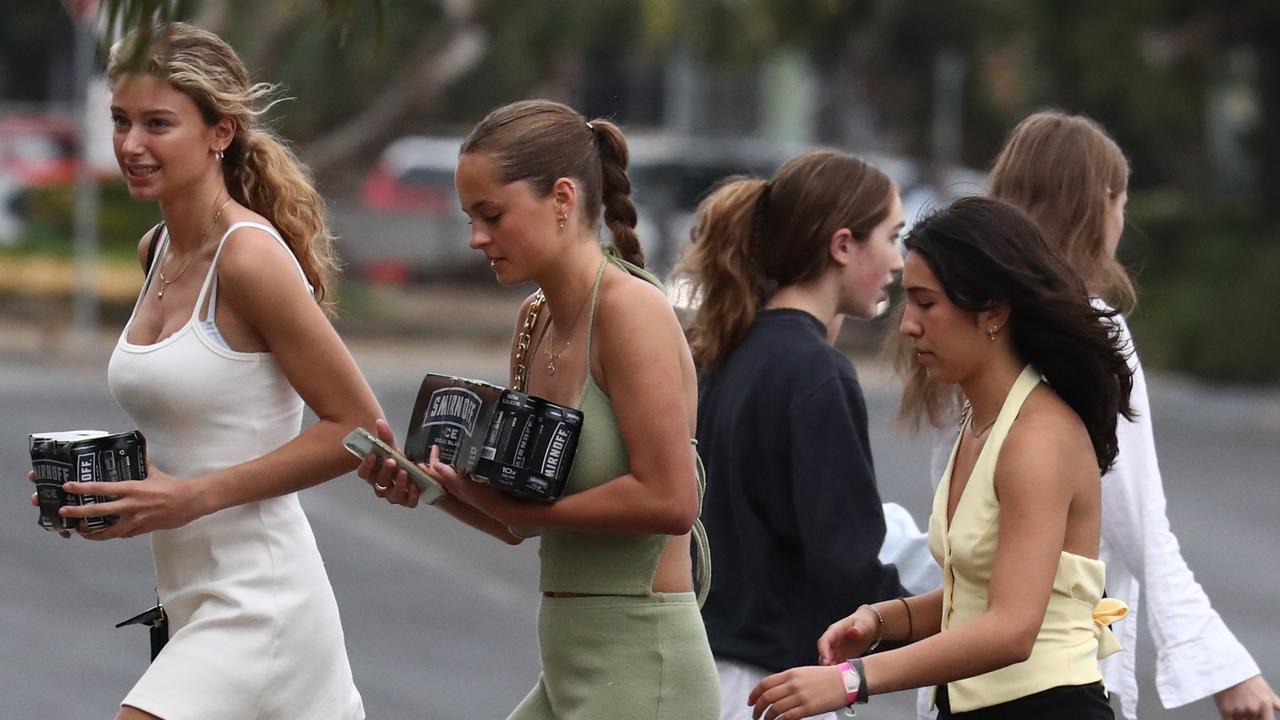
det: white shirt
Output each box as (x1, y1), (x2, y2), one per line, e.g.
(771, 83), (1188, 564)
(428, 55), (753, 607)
(879, 502), (943, 596)
(1091, 304), (1259, 718)
(904, 302), (1260, 719)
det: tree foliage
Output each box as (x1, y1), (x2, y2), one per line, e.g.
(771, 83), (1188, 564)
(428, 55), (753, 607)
(51, 0), (1280, 381)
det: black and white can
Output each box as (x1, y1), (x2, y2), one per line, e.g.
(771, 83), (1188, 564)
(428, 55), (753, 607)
(29, 430), (148, 532)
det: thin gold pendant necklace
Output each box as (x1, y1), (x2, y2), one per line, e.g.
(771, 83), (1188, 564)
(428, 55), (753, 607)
(961, 400), (998, 439)
(157, 195), (232, 300)
(543, 286), (593, 375)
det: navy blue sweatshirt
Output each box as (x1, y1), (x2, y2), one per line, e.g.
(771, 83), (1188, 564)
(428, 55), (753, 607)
(697, 309), (907, 672)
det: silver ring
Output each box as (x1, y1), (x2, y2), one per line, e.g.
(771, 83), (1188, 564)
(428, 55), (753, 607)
(373, 481), (390, 492)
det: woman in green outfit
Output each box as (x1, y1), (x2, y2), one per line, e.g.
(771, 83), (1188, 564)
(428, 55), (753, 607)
(358, 99), (718, 719)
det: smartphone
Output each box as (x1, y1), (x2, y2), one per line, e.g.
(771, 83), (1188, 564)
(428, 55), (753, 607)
(343, 428), (445, 505)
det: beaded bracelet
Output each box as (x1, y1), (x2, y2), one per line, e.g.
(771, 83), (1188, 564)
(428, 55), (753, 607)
(859, 604), (884, 653)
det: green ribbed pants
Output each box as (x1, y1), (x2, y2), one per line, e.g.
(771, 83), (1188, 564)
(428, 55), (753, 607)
(509, 592), (720, 720)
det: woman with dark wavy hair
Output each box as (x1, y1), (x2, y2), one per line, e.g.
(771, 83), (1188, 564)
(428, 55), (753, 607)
(988, 111), (1280, 720)
(901, 111), (1279, 720)
(749, 196), (1133, 720)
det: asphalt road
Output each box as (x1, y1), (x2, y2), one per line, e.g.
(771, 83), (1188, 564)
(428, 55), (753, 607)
(2, 343), (1276, 719)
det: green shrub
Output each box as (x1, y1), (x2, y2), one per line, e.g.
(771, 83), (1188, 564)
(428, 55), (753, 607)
(10, 181), (159, 259)
(1124, 204), (1280, 384)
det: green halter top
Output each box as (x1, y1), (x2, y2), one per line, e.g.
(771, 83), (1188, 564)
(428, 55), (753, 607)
(531, 250), (711, 603)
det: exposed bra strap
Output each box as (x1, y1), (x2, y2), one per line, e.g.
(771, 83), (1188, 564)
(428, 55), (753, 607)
(127, 224), (168, 326)
(194, 221), (313, 323)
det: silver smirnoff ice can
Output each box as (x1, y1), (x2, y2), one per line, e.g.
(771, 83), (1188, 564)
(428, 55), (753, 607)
(29, 430), (147, 532)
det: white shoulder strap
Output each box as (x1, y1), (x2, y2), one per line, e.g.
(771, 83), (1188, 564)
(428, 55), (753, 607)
(194, 221), (314, 323)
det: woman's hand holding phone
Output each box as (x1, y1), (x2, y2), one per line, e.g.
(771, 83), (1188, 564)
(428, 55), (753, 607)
(350, 419), (444, 507)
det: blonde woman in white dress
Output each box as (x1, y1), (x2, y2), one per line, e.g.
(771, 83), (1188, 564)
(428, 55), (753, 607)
(30, 23), (380, 720)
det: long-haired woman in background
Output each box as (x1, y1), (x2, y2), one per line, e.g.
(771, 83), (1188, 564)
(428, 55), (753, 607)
(677, 150), (909, 720)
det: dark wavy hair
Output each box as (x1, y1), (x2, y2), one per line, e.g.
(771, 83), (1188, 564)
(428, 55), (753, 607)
(901, 196), (1135, 471)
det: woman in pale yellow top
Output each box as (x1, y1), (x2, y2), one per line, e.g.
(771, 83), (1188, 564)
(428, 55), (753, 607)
(747, 197), (1135, 720)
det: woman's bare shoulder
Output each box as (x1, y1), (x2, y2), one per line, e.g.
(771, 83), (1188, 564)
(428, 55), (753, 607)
(999, 388), (1097, 491)
(596, 269), (676, 332)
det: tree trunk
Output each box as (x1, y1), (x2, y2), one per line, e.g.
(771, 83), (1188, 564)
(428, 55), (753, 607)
(301, 7), (486, 176)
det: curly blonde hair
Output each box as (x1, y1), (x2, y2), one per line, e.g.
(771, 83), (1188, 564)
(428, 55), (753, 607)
(108, 22), (338, 307)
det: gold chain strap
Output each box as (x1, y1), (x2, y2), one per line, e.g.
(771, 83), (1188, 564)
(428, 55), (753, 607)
(511, 290), (547, 392)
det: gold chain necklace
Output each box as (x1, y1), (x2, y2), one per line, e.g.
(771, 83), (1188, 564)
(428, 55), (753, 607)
(542, 287), (593, 375)
(967, 409), (998, 438)
(157, 196), (232, 300)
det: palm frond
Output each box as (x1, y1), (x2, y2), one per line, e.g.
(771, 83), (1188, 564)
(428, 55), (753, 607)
(97, 0), (383, 46)
(98, 0), (174, 65)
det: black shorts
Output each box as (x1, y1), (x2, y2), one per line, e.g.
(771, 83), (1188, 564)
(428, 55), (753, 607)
(936, 682), (1113, 720)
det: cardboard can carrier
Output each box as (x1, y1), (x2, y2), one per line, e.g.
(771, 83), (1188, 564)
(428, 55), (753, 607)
(405, 374), (583, 502)
(29, 430), (148, 532)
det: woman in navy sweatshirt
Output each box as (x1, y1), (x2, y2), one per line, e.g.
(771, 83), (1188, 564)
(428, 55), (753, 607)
(677, 150), (909, 720)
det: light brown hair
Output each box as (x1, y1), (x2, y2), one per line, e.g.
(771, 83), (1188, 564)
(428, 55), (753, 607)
(460, 100), (643, 267)
(989, 110), (1135, 312)
(107, 22), (339, 307)
(676, 150), (894, 373)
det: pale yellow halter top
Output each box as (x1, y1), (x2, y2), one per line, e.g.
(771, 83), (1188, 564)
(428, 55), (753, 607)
(927, 365), (1127, 712)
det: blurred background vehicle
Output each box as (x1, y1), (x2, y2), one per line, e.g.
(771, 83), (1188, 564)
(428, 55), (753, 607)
(0, 97), (118, 247)
(627, 133), (985, 273)
(0, 112), (79, 245)
(0, 113), (79, 186)
(332, 135), (471, 283)
(360, 135), (461, 213)
(335, 131), (986, 281)
(2, 1), (1276, 384)
(1, 5), (1277, 720)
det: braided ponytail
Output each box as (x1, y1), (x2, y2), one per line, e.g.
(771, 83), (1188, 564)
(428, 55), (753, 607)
(462, 100), (651, 268)
(589, 120), (644, 268)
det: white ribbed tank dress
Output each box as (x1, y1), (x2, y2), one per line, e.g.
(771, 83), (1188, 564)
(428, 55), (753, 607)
(108, 222), (365, 719)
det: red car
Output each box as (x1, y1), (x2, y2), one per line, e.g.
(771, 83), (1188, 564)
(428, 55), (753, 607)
(360, 136), (461, 212)
(0, 113), (80, 187)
